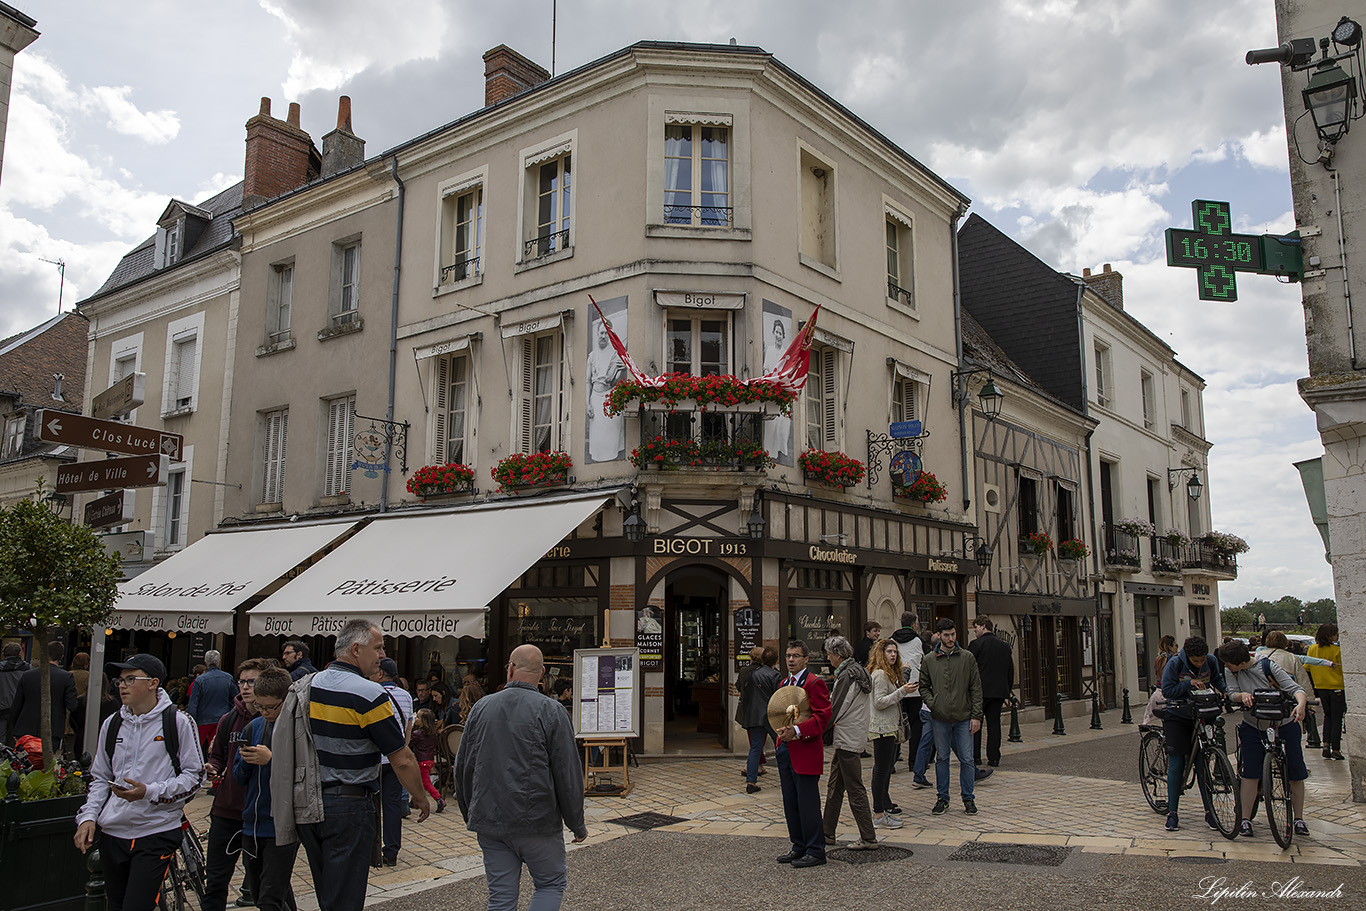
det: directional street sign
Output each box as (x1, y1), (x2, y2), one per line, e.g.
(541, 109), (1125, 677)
(91, 372), (146, 420)
(55, 455), (169, 493)
(98, 530), (149, 564)
(35, 409), (182, 461)
(84, 490), (134, 529)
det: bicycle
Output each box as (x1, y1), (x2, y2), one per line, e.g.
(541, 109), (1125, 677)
(1245, 689), (1302, 850)
(158, 815), (206, 911)
(1136, 692), (1240, 839)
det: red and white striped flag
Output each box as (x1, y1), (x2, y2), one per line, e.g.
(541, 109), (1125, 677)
(589, 295), (663, 388)
(749, 303), (821, 393)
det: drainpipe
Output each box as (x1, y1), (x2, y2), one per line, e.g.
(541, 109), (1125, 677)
(1076, 285), (1106, 696)
(381, 156), (405, 513)
(951, 202), (970, 512)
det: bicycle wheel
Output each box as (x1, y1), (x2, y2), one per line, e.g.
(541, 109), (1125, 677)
(1139, 732), (1169, 813)
(159, 856), (190, 911)
(180, 823), (207, 902)
(1198, 747), (1240, 841)
(1264, 748), (1294, 850)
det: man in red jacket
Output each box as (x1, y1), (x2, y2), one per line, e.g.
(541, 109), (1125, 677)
(773, 639), (832, 868)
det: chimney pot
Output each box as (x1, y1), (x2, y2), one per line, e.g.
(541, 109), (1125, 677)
(259, 97), (271, 117)
(1082, 267), (1091, 277)
(287, 103), (301, 128)
(483, 45), (551, 107)
(1103, 263), (1111, 273)
(337, 95), (352, 133)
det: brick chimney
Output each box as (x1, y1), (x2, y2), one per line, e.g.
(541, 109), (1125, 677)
(483, 45), (550, 106)
(243, 97), (321, 208)
(321, 95), (366, 178)
(1082, 263), (1124, 311)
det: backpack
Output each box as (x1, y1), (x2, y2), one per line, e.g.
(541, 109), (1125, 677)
(103, 705), (182, 776)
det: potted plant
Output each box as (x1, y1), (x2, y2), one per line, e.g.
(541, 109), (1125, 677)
(1057, 538), (1089, 561)
(894, 470), (947, 503)
(406, 462), (475, 499)
(492, 451), (573, 491)
(1106, 547), (1141, 568)
(1202, 530), (1250, 556)
(798, 450), (866, 488)
(604, 373), (798, 417)
(1113, 517), (1157, 538)
(1163, 528), (1192, 547)
(1022, 531), (1053, 556)
(1152, 555), (1183, 574)
(0, 485), (121, 905)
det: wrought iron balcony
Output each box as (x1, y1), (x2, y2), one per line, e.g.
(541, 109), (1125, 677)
(1183, 543), (1239, 578)
(638, 408), (768, 470)
(1150, 536), (1184, 575)
(1102, 524), (1141, 569)
(524, 229), (570, 259)
(440, 256), (480, 284)
(663, 205), (734, 226)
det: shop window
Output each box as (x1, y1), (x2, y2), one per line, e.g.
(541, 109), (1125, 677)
(506, 597), (597, 678)
(261, 407), (288, 506)
(432, 353), (470, 465)
(790, 597), (851, 676)
(323, 395), (354, 498)
(799, 148), (837, 272)
(664, 122), (729, 226)
(516, 331), (564, 454)
(804, 345), (840, 452)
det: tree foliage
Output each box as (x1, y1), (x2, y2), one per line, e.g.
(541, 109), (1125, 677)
(1222, 594), (1337, 631)
(0, 490), (122, 767)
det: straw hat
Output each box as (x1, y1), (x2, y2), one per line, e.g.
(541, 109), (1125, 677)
(767, 684), (811, 732)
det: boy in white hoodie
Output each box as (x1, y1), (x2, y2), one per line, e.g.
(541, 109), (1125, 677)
(74, 654), (204, 911)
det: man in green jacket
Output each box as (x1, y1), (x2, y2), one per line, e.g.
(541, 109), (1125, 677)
(919, 619), (984, 816)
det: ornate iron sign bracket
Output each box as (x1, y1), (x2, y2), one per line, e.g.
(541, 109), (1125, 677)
(350, 408), (410, 477)
(866, 428), (929, 490)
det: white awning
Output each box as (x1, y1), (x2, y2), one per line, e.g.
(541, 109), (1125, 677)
(111, 521), (359, 635)
(248, 493), (612, 638)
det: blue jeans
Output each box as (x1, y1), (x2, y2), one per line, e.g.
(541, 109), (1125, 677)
(932, 719), (975, 801)
(298, 792), (377, 911)
(477, 831), (568, 911)
(913, 706), (935, 778)
(745, 727), (770, 783)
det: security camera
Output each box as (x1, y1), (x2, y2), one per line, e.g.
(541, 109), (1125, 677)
(1246, 37), (1316, 68)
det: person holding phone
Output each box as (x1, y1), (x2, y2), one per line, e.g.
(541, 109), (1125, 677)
(233, 667), (299, 911)
(203, 658), (269, 911)
(868, 639), (913, 829)
(73, 655), (204, 911)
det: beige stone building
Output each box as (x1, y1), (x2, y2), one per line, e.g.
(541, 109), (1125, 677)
(0, 1), (37, 186)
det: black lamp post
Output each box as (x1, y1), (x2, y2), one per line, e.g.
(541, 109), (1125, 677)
(747, 489), (766, 540)
(623, 489), (646, 543)
(1304, 58), (1357, 144)
(1167, 467), (1203, 501)
(951, 368), (1005, 419)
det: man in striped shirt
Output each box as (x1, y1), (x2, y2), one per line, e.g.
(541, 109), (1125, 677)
(297, 620), (430, 911)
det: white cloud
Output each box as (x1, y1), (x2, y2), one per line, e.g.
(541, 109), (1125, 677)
(81, 86), (180, 144)
(1236, 124), (1288, 170)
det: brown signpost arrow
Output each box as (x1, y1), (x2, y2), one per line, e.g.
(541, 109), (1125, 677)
(55, 455), (169, 494)
(84, 490), (134, 529)
(35, 409), (182, 461)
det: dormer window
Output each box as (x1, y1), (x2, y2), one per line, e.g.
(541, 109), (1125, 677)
(156, 220), (183, 269)
(154, 198), (212, 270)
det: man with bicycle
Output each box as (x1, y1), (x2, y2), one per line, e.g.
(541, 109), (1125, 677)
(1216, 640), (1310, 839)
(1159, 636), (1226, 832)
(74, 654), (204, 911)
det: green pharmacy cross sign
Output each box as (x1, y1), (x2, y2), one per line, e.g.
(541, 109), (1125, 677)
(1164, 199), (1303, 302)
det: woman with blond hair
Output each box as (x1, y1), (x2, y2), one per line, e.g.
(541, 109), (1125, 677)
(868, 639), (915, 828)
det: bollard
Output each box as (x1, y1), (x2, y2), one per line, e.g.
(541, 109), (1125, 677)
(1052, 693), (1066, 735)
(85, 848), (104, 911)
(1306, 707), (1322, 749)
(1120, 688), (1134, 724)
(1007, 695), (1023, 743)
(1090, 691), (1103, 730)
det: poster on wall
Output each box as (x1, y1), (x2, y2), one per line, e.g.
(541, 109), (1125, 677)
(733, 605), (761, 667)
(573, 647), (642, 738)
(761, 300), (794, 466)
(636, 605), (663, 671)
(585, 295), (629, 463)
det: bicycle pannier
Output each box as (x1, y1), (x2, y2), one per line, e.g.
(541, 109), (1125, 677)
(1191, 691), (1222, 719)
(1252, 688), (1292, 721)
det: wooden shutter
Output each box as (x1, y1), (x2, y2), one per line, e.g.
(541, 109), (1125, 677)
(325, 398), (352, 496)
(432, 356), (448, 463)
(518, 337), (534, 454)
(821, 347), (838, 448)
(263, 409), (289, 504)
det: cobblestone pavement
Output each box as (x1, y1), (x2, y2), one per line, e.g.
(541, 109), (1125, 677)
(187, 710), (1366, 909)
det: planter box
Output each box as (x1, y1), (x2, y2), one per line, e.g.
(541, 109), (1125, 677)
(640, 398), (777, 414)
(802, 471), (850, 490)
(500, 471), (569, 493)
(0, 794), (88, 911)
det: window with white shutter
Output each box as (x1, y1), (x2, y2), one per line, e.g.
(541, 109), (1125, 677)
(892, 377), (919, 424)
(432, 354), (469, 464)
(261, 408), (288, 505)
(804, 345), (840, 451)
(515, 332), (563, 454)
(324, 396), (354, 497)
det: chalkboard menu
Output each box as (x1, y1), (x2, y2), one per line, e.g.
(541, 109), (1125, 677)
(733, 605), (761, 667)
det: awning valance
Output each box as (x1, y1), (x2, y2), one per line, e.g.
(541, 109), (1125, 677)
(111, 520), (360, 635)
(248, 493), (612, 638)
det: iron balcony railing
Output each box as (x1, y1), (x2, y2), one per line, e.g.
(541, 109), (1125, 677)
(1181, 543), (1239, 577)
(1150, 536), (1184, 574)
(887, 279), (913, 304)
(440, 256), (480, 284)
(524, 229), (570, 259)
(663, 205), (734, 227)
(1102, 524), (1141, 568)
(639, 408), (766, 470)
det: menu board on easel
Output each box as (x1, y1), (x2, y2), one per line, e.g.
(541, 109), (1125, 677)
(572, 647), (641, 739)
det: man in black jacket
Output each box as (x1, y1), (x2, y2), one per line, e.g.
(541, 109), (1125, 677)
(968, 618), (1014, 777)
(0, 642), (30, 745)
(281, 640), (318, 681)
(7, 640), (78, 751)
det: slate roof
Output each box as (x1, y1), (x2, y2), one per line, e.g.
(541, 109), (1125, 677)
(961, 310), (1087, 420)
(87, 181), (244, 302)
(958, 213), (1087, 412)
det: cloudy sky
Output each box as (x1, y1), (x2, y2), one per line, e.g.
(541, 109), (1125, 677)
(0, 0), (1327, 606)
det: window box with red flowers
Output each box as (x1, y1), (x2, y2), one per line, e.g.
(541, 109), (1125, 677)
(629, 437), (773, 471)
(893, 470), (947, 503)
(1021, 531), (1053, 556)
(604, 373), (798, 417)
(1057, 538), (1089, 561)
(492, 451), (572, 491)
(406, 463), (475, 499)
(799, 449), (865, 488)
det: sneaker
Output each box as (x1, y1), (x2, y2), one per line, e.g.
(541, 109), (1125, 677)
(975, 767), (994, 782)
(1165, 813), (1180, 832)
(875, 814), (903, 829)
(886, 804), (902, 815)
(911, 776), (932, 789)
(845, 839), (879, 850)
(1323, 748), (1332, 759)
(1206, 812), (1219, 831)
(1294, 819), (1310, 836)
(932, 798), (950, 815)
(963, 798), (978, 815)
(1238, 819), (1254, 838)
(1331, 751), (1346, 761)
(746, 783), (761, 794)
(234, 897), (256, 908)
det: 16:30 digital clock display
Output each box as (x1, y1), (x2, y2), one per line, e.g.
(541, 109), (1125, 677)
(1164, 228), (1265, 271)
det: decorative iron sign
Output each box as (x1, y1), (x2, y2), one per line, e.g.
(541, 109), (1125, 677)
(350, 408), (409, 476)
(865, 427), (929, 490)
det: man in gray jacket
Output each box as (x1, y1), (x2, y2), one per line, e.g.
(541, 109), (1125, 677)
(456, 644), (586, 911)
(820, 635), (877, 850)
